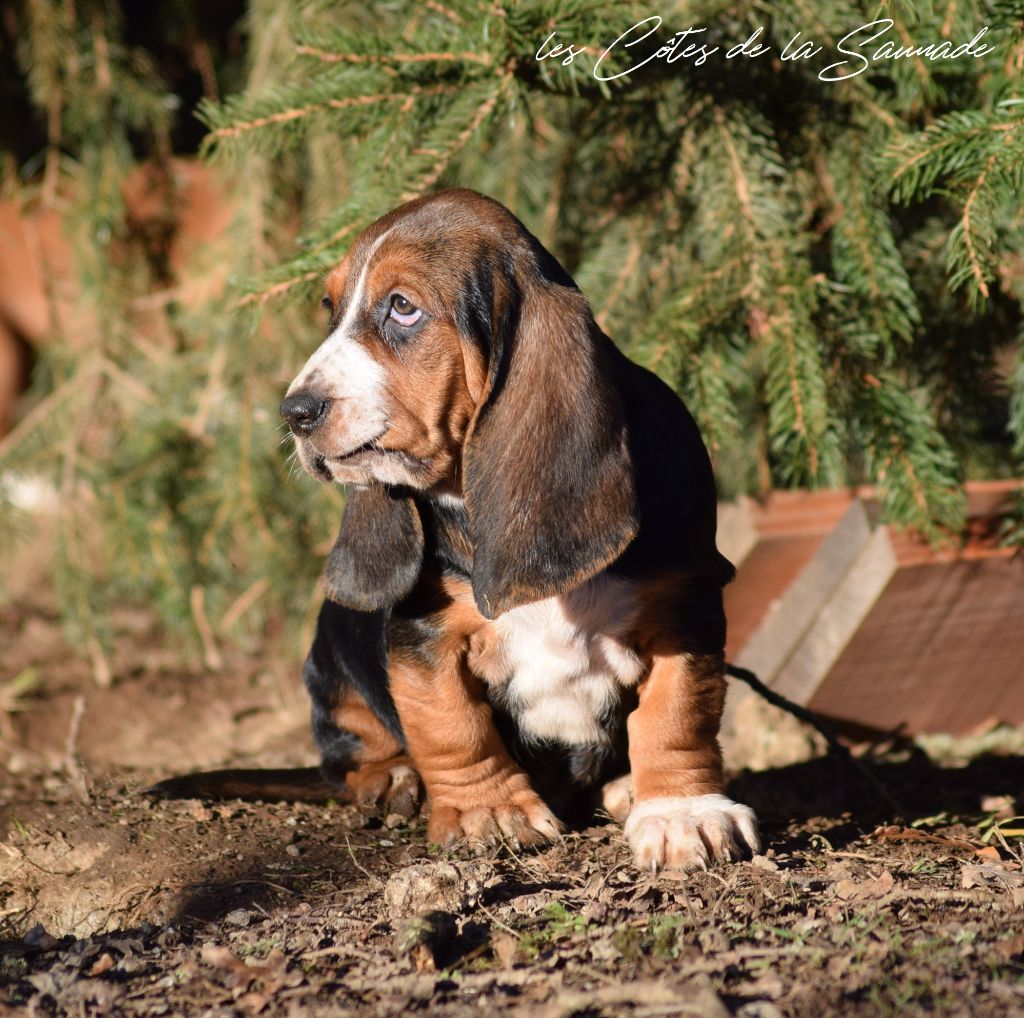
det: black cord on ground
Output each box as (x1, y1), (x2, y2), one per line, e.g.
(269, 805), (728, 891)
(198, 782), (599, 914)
(726, 663), (906, 816)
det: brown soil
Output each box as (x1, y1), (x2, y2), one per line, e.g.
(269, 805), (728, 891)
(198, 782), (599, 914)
(2, 597), (1024, 1017)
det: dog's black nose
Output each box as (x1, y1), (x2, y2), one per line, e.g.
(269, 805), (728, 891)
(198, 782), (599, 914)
(280, 392), (330, 433)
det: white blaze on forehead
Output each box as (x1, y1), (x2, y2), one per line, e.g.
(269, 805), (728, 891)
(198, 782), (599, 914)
(287, 227), (395, 410)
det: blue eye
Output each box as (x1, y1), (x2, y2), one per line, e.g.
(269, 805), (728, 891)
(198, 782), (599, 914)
(389, 294), (422, 327)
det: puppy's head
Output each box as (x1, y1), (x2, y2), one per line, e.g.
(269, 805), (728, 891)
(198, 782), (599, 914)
(282, 190), (496, 491)
(283, 189), (638, 617)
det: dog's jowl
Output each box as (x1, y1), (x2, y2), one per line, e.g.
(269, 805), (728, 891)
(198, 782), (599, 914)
(281, 189), (760, 871)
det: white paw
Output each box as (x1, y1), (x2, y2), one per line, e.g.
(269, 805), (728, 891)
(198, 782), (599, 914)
(624, 794), (761, 872)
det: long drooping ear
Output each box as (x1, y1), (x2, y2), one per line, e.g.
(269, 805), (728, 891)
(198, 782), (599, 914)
(323, 485), (423, 610)
(462, 252), (639, 619)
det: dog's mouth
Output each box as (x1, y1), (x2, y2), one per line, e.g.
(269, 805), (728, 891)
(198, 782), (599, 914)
(307, 432), (389, 480)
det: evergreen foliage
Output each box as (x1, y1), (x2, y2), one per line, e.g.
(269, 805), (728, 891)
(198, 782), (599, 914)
(2, 0), (1023, 665)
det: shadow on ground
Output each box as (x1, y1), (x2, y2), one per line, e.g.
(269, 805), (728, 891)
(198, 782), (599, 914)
(731, 748), (1024, 848)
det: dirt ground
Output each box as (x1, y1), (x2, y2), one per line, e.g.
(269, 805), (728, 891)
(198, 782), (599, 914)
(2, 593), (1024, 1017)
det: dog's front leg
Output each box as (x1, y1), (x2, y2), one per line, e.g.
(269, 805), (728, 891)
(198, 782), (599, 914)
(624, 649), (760, 871)
(390, 646), (561, 849)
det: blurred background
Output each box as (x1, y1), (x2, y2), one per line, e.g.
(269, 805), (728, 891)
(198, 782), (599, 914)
(0, 0), (1023, 738)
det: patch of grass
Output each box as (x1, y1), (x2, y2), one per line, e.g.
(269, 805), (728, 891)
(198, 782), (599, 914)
(610, 926), (644, 962)
(236, 937), (283, 959)
(864, 974), (954, 1016)
(517, 902), (589, 958)
(607, 915), (691, 962)
(980, 815), (1024, 844)
(764, 924), (815, 948)
(649, 915), (687, 960)
(0, 667), (43, 727)
(540, 902), (589, 937)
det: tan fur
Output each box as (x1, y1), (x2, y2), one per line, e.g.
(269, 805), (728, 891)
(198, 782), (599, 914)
(332, 685), (404, 763)
(626, 652), (726, 800)
(329, 685), (419, 812)
(389, 576), (561, 846)
(624, 573), (728, 800)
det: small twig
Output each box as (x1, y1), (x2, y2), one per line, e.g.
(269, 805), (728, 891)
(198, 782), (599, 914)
(477, 901), (521, 939)
(874, 885), (1008, 906)
(190, 585), (223, 672)
(219, 577), (270, 633)
(826, 850), (895, 863)
(87, 635), (112, 690)
(344, 833), (385, 889)
(593, 860), (630, 897)
(64, 694), (90, 803)
(726, 663), (906, 815)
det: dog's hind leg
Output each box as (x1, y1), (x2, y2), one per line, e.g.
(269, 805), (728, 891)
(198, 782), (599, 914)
(148, 599), (421, 812)
(304, 599), (422, 817)
(319, 683), (420, 817)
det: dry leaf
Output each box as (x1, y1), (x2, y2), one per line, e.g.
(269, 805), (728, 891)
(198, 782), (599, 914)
(872, 825), (977, 854)
(834, 869), (895, 901)
(200, 944), (247, 972)
(236, 991), (269, 1014)
(992, 935), (1024, 961)
(199, 945), (291, 995)
(87, 952), (115, 976)
(962, 864), (1024, 891)
(492, 931), (519, 969)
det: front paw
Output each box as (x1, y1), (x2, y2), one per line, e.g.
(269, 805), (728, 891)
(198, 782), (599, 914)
(427, 789), (562, 851)
(624, 794), (760, 872)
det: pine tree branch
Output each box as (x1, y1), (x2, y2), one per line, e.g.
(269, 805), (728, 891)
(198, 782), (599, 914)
(940, 0), (958, 38)
(400, 75), (511, 198)
(594, 237), (643, 328)
(237, 269), (323, 307)
(713, 108), (761, 296)
(207, 84), (462, 141)
(296, 45), (492, 66)
(960, 148), (1000, 301)
(423, 0), (465, 25)
(782, 324), (814, 475)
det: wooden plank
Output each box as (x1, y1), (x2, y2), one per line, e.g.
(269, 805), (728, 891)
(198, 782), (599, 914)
(769, 525), (898, 706)
(720, 500), (875, 756)
(719, 479), (1023, 759)
(722, 490), (860, 660)
(810, 556), (1024, 734)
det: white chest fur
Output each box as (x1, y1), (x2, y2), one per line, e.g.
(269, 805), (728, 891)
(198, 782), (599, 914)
(485, 574), (647, 746)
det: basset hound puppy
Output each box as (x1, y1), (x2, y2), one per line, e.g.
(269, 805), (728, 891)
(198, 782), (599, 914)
(280, 189), (760, 871)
